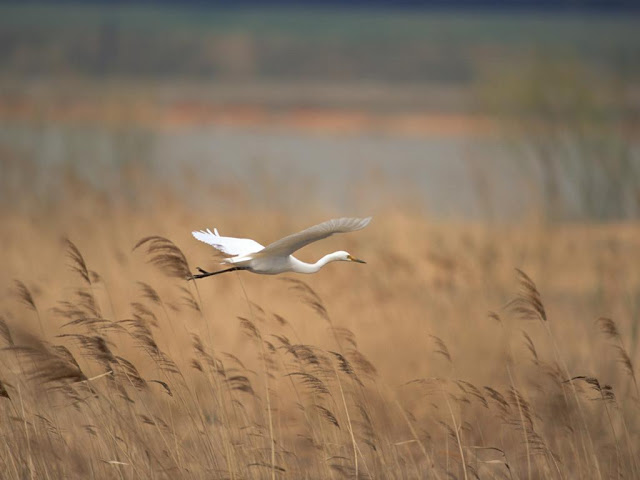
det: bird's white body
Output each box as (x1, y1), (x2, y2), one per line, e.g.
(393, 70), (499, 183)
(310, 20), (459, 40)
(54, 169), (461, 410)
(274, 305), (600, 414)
(191, 217), (371, 277)
(228, 251), (350, 275)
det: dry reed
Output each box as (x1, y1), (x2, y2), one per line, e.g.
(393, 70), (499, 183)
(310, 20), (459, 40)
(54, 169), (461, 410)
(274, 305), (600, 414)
(1, 191), (639, 479)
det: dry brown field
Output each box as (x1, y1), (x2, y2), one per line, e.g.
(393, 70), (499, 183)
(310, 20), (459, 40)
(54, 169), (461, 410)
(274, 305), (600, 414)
(1, 180), (639, 479)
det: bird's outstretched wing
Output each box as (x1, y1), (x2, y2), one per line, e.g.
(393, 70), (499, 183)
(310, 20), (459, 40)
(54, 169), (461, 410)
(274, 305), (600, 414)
(261, 217), (371, 256)
(192, 228), (264, 257)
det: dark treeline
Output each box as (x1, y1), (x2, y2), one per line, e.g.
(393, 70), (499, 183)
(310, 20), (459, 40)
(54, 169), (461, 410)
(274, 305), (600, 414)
(1, 3), (638, 84)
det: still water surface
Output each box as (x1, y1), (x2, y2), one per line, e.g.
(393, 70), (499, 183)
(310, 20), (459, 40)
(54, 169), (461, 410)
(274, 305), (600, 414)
(4, 123), (533, 219)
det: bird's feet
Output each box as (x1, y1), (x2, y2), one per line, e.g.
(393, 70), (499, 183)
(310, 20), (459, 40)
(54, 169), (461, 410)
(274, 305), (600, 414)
(187, 267), (211, 280)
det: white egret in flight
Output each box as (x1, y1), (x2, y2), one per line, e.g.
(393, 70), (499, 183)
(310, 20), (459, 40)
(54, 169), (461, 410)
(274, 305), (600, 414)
(190, 217), (371, 279)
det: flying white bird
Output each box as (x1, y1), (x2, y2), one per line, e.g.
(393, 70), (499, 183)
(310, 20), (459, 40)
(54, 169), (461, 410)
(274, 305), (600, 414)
(190, 217), (371, 279)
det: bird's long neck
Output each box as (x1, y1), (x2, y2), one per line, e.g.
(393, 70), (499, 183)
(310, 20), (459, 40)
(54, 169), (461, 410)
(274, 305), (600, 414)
(292, 252), (343, 274)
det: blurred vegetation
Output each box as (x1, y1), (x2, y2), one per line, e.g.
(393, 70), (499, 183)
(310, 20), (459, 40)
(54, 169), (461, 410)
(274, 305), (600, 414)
(1, 5), (639, 221)
(479, 55), (639, 221)
(0, 4), (638, 84)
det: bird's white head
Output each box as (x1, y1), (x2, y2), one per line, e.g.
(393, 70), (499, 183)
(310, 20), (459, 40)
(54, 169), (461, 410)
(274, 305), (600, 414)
(334, 250), (366, 264)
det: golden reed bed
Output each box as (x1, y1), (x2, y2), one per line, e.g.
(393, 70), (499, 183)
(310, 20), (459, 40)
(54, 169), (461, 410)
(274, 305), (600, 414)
(1, 191), (639, 479)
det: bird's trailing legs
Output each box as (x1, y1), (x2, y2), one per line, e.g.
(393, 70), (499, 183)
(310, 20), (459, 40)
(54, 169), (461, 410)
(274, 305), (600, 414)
(189, 266), (247, 280)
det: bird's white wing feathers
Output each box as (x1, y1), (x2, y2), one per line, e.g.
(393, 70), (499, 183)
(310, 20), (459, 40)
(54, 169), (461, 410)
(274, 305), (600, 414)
(192, 228), (264, 257)
(261, 217), (371, 256)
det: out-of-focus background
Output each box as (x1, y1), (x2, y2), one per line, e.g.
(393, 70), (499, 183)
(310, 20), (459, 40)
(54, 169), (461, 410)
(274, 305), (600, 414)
(1, 2), (640, 479)
(2, 0), (638, 220)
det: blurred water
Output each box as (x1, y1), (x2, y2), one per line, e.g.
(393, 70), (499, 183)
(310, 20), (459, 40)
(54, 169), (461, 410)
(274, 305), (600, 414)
(155, 127), (527, 218)
(1, 122), (535, 219)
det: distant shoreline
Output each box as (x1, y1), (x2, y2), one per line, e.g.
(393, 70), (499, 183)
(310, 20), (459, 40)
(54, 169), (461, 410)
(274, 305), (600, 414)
(0, 100), (496, 137)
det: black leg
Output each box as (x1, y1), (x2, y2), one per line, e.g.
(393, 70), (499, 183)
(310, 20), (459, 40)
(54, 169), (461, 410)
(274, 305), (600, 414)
(188, 266), (247, 280)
